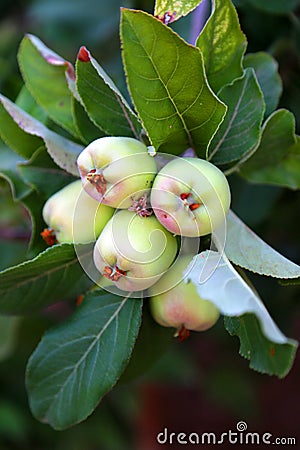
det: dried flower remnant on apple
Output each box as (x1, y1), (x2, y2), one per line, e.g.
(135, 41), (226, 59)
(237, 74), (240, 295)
(77, 136), (157, 209)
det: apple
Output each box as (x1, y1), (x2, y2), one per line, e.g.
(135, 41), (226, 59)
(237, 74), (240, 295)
(77, 136), (157, 208)
(149, 255), (220, 340)
(42, 180), (114, 244)
(150, 157), (231, 237)
(93, 210), (178, 291)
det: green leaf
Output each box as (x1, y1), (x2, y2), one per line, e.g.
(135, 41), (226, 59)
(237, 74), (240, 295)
(0, 316), (20, 362)
(0, 94), (83, 176)
(154, 0), (204, 22)
(224, 314), (297, 378)
(26, 290), (142, 429)
(187, 250), (297, 376)
(247, 0), (299, 14)
(76, 47), (141, 139)
(225, 210), (300, 278)
(16, 85), (48, 124)
(121, 302), (173, 382)
(121, 9), (226, 157)
(0, 145), (32, 200)
(19, 148), (77, 198)
(196, 0), (247, 93)
(0, 97), (43, 159)
(208, 68), (265, 165)
(72, 98), (105, 145)
(244, 52), (282, 118)
(240, 110), (300, 189)
(0, 243), (93, 315)
(18, 34), (79, 138)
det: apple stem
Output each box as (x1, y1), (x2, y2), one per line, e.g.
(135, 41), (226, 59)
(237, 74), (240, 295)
(175, 325), (190, 342)
(41, 228), (57, 246)
(87, 169), (107, 196)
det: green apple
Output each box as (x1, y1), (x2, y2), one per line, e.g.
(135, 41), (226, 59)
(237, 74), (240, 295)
(42, 180), (114, 244)
(93, 210), (178, 291)
(149, 255), (220, 337)
(77, 136), (157, 208)
(150, 157), (231, 237)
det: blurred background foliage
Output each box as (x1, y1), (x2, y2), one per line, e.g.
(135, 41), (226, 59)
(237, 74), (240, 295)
(0, 0), (300, 448)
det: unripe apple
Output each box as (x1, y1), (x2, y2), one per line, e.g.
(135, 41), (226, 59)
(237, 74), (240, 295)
(93, 210), (178, 292)
(150, 157), (231, 237)
(149, 255), (220, 339)
(42, 180), (114, 244)
(77, 136), (157, 208)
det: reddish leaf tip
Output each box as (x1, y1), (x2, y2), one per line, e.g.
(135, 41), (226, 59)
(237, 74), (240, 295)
(78, 46), (90, 62)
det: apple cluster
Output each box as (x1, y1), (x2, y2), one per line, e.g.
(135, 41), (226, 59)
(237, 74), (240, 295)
(42, 137), (231, 338)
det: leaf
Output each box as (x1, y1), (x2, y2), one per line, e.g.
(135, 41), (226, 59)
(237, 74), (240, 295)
(0, 316), (20, 362)
(0, 145), (32, 200)
(72, 98), (105, 145)
(76, 47), (141, 139)
(240, 110), (300, 189)
(16, 85), (49, 124)
(247, 0), (299, 14)
(244, 52), (282, 118)
(208, 68), (265, 165)
(19, 148), (77, 198)
(225, 210), (300, 278)
(121, 9), (226, 157)
(26, 290), (142, 429)
(0, 94), (83, 176)
(154, 0), (204, 23)
(196, 0), (247, 93)
(121, 302), (173, 382)
(0, 97), (43, 159)
(186, 250), (297, 376)
(0, 243), (93, 315)
(18, 34), (79, 138)
(224, 314), (297, 378)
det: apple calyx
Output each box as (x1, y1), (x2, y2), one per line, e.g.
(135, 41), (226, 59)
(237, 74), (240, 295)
(103, 265), (128, 282)
(41, 228), (57, 246)
(128, 194), (153, 217)
(175, 325), (190, 342)
(179, 192), (201, 212)
(86, 169), (106, 196)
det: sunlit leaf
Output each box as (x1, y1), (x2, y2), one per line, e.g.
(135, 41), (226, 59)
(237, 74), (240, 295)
(186, 250), (297, 377)
(154, 0), (204, 23)
(225, 210), (300, 278)
(197, 0), (247, 93)
(121, 9), (226, 157)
